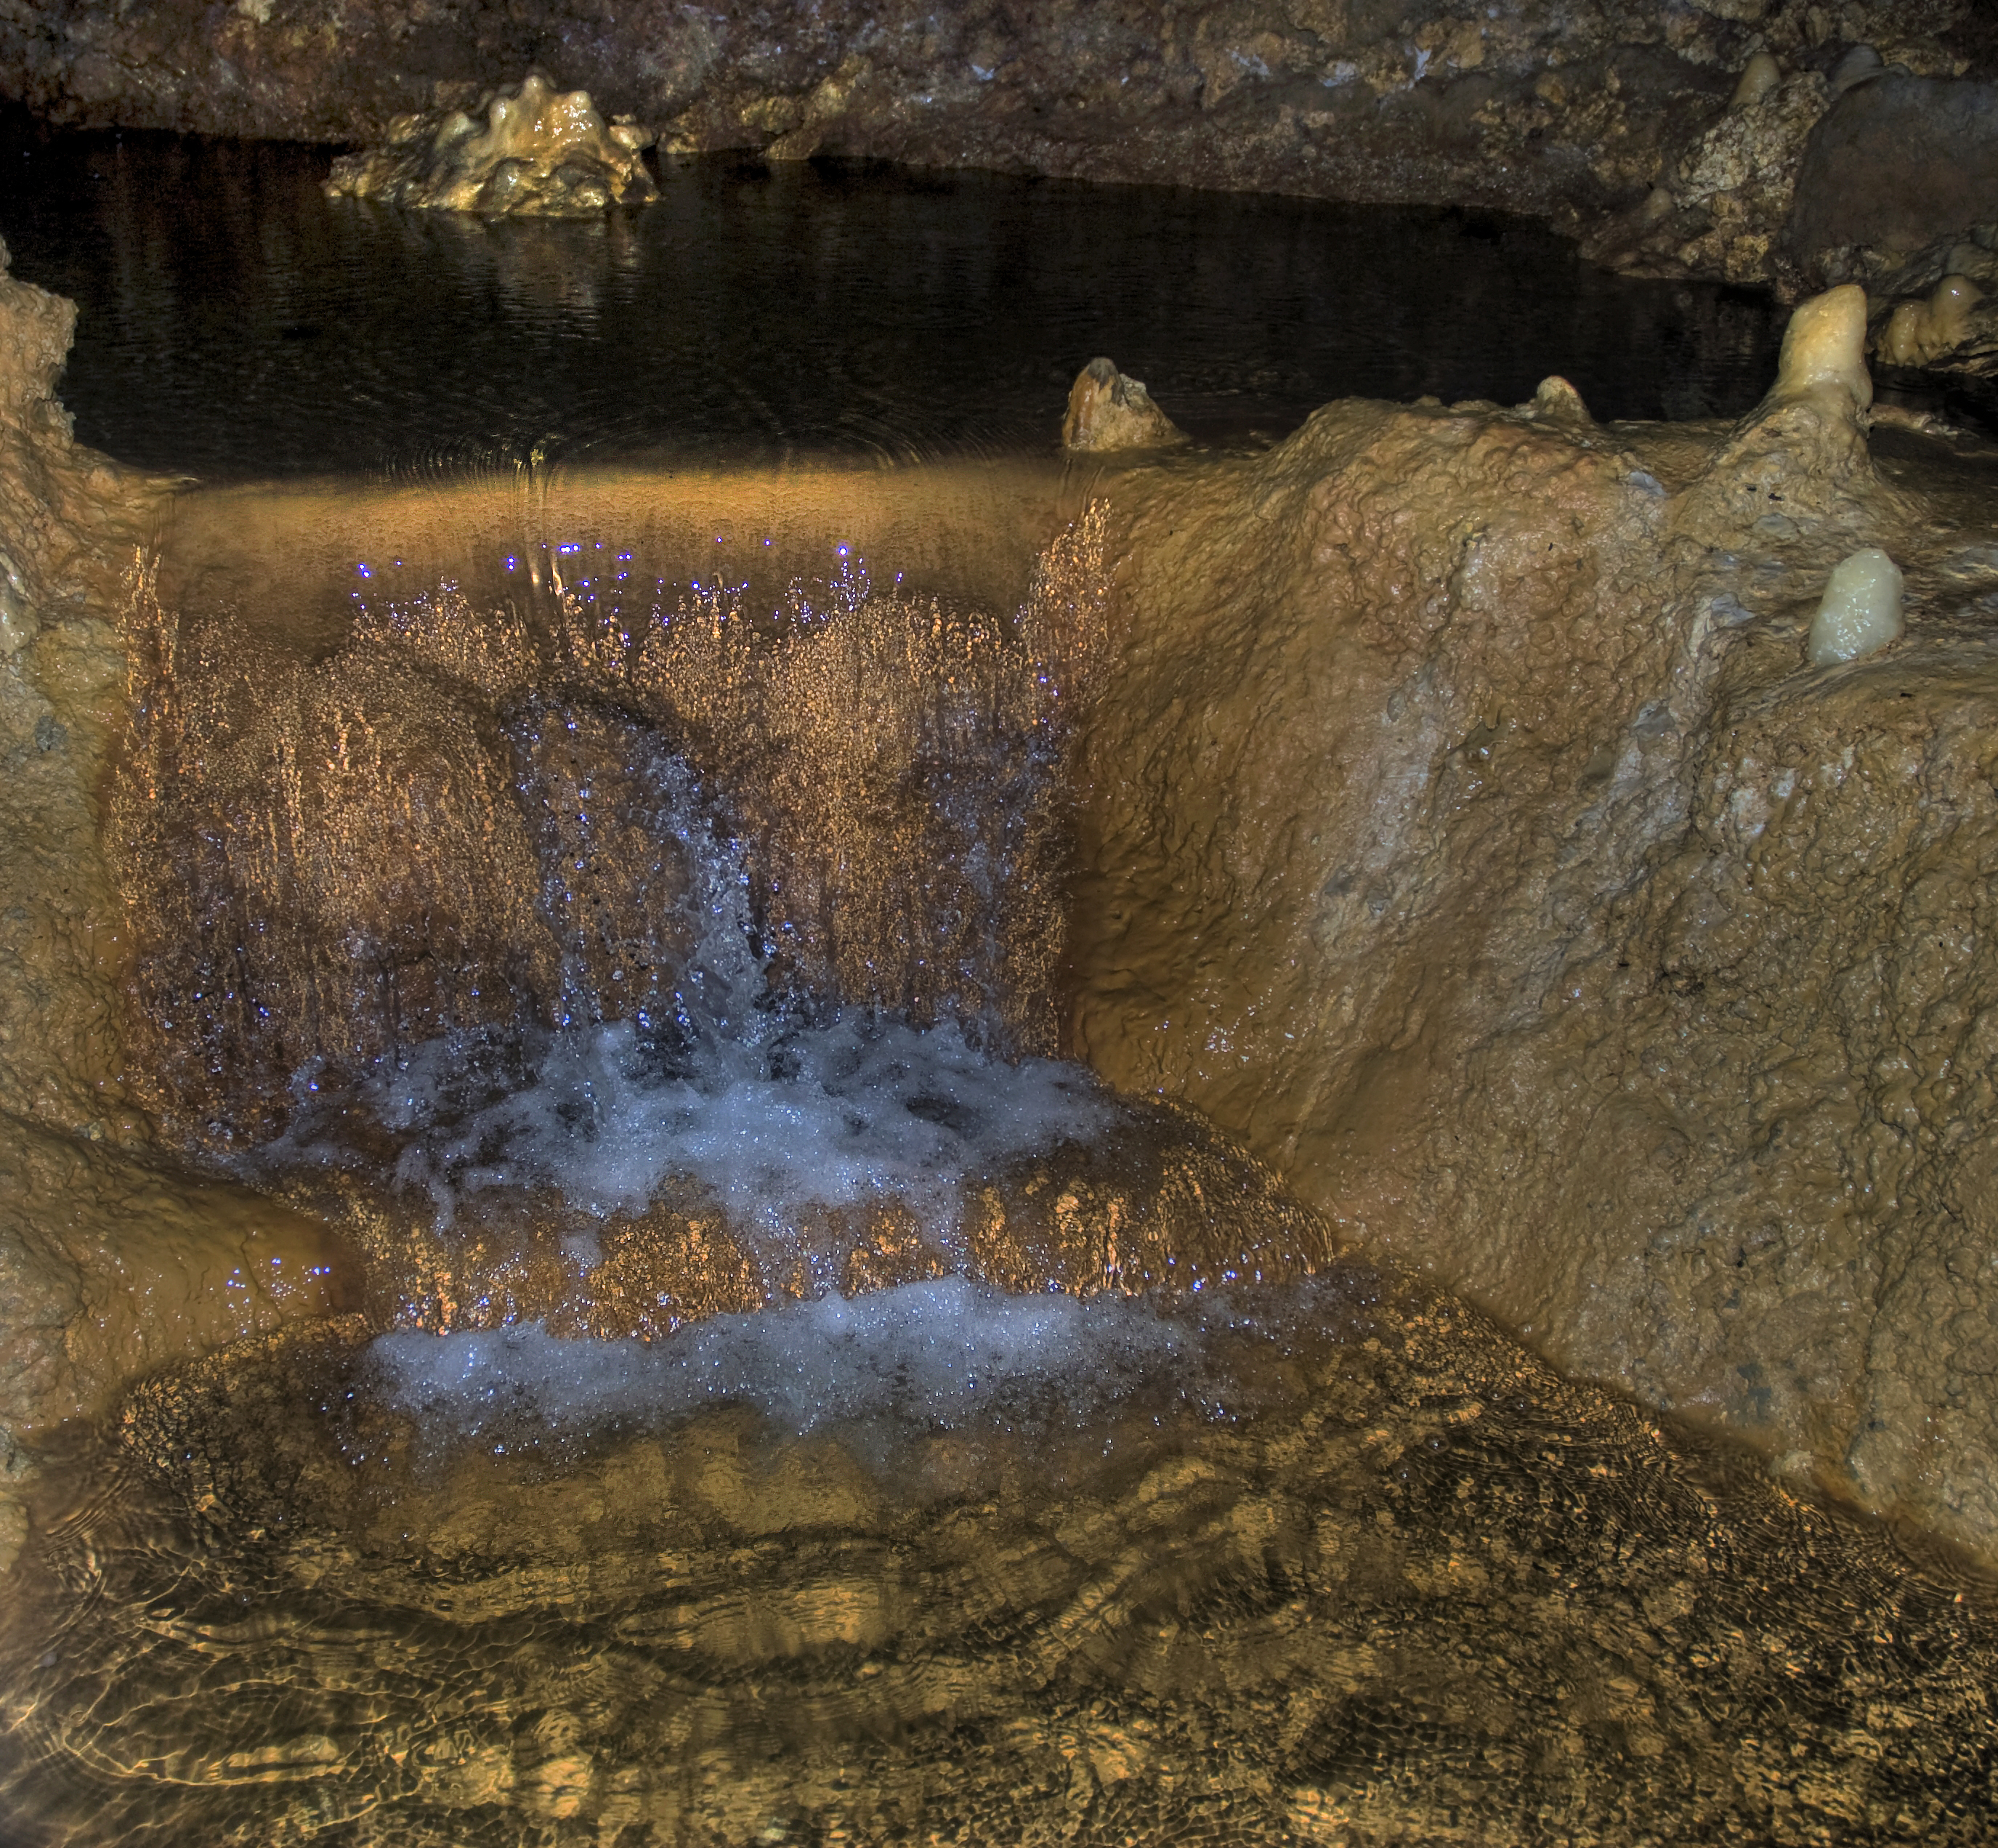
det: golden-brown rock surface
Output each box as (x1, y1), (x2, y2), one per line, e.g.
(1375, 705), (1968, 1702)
(0, 244), (354, 1565)
(325, 72), (657, 216)
(1061, 359), (1188, 455)
(1068, 312), (1998, 1555)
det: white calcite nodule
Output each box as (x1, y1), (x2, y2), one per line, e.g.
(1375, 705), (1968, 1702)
(1807, 546), (1904, 665)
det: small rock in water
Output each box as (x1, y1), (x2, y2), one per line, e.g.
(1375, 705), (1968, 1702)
(1061, 357), (1188, 453)
(325, 72), (658, 218)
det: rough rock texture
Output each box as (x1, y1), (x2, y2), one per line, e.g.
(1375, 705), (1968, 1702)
(0, 239), (153, 1134)
(1061, 358), (1188, 454)
(1582, 65), (1832, 285)
(0, 241), (351, 1563)
(1068, 312), (1998, 1559)
(325, 71), (656, 216)
(1589, 66), (1998, 303)
(0, 0), (1987, 269)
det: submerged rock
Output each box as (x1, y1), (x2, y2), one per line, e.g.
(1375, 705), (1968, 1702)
(19, 1263), (1996, 1845)
(326, 73), (657, 216)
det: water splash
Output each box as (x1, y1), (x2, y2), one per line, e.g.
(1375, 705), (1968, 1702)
(103, 508), (1340, 1329)
(114, 508), (1110, 1149)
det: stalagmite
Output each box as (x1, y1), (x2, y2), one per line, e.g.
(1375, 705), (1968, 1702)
(1728, 51), (1781, 110)
(1881, 274), (1983, 365)
(1769, 283), (1873, 410)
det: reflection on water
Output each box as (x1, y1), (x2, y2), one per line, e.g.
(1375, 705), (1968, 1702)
(3, 1273), (1993, 1845)
(0, 109), (1806, 478)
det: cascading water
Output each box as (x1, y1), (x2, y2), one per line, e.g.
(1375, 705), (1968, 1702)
(2, 129), (1997, 1848)
(110, 506), (1328, 1340)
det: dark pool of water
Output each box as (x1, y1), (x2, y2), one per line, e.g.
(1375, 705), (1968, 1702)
(0, 109), (1810, 482)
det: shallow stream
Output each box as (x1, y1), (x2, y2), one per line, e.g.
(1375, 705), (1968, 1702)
(1, 121), (1996, 1846)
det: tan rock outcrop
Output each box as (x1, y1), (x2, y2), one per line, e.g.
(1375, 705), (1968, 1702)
(0, 240), (356, 1561)
(325, 73), (658, 216)
(1061, 358), (1188, 454)
(1069, 295), (1998, 1556)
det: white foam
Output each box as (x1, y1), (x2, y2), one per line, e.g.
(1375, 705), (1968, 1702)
(328, 1010), (1111, 1244)
(368, 1275), (1192, 1440)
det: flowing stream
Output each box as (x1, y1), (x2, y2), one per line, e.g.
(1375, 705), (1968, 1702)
(1, 122), (1994, 1846)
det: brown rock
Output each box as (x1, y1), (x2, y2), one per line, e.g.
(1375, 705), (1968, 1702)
(1061, 357), (1188, 453)
(4, 1), (1991, 291)
(0, 241), (357, 1558)
(1067, 303), (1998, 1557)
(1784, 76), (1998, 274)
(0, 1115), (354, 1438)
(1582, 66), (1832, 285)
(0, 237), (166, 1131)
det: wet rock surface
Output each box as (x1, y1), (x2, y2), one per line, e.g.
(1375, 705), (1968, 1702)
(1861, 230), (1998, 383)
(325, 72), (656, 216)
(1061, 359), (1188, 455)
(1069, 302), (1998, 1560)
(1, 0), (1990, 285)
(0, 241), (363, 1557)
(4, 1275), (1994, 1844)
(111, 532), (1088, 1140)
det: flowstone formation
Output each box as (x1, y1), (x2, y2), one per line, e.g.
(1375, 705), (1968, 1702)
(3, 0), (1992, 288)
(108, 516), (1335, 1326)
(1866, 233), (1998, 381)
(325, 72), (656, 216)
(1069, 284), (1998, 1560)
(0, 245), (347, 1566)
(6, 1267), (1995, 1844)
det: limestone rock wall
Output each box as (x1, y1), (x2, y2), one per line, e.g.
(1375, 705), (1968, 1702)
(0, 236), (146, 1134)
(1068, 368), (1998, 1557)
(0, 246), (346, 1556)
(1, 0), (1989, 272)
